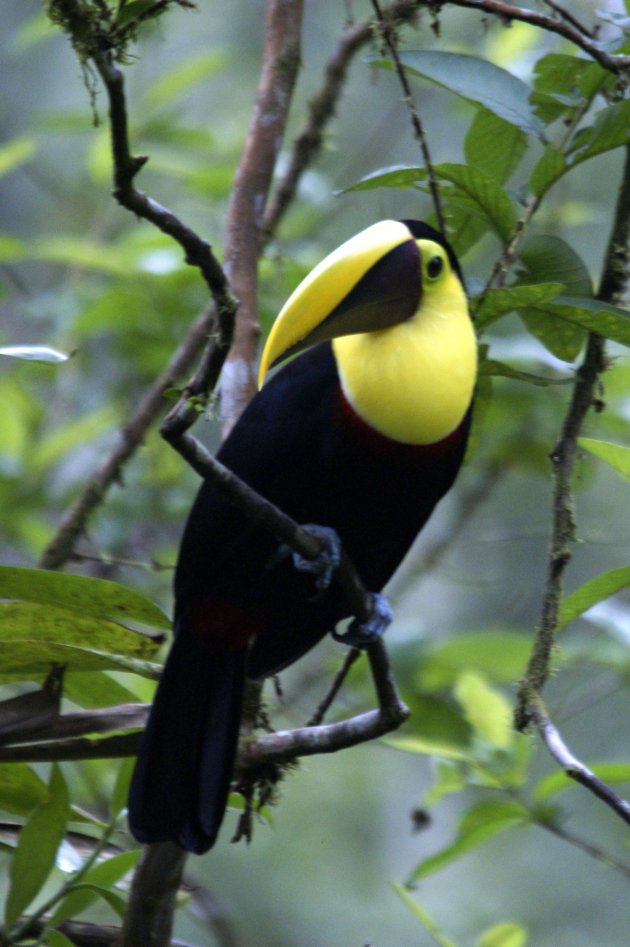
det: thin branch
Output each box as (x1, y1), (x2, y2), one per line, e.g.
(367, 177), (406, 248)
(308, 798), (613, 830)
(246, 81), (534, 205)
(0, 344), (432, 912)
(442, 0), (630, 73)
(0, 703), (148, 746)
(39, 310), (216, 570)
(530, 702), (630, 827)
(516, 144), (630, 729)
(541, 0), (597, 38)
(262, 0), (421, 241)
(220, 0), (304, 434)
(371, 0), (445, 234)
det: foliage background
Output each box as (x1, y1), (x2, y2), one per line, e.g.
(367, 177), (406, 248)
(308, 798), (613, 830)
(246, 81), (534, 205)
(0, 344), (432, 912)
(2, 1), (630, 945)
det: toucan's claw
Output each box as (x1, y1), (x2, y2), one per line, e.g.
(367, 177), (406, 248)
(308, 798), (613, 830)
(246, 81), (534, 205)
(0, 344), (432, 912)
(267, 524), (342, 599)
(292, 524), (342, 595)
(333, 592), (393, 647)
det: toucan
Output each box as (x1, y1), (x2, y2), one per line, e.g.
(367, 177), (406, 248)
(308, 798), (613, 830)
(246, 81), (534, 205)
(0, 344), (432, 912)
(128, 219), (477, 854)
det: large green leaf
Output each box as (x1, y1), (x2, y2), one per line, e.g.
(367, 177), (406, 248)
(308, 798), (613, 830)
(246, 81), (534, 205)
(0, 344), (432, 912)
(558, 565), (630, 630)
(453, 672), (512, 749)
(539, 296), (630, 348)
(474, 283), (564, 330)
(431, 163), (517, 243)
(0, 637), (161, 682)
(374, 51), (544, 137)
(5, 764), (69, 929)
(146, 50), (229, 106)
(0, 764), (47, 817)
(50, 849), (141, 924)
(517, 237), (591, 360)
(531, 53), (609, 124)
(0, 567), (170, 630)
(464, 109), (527, 184)
(579, 437), (630, 482)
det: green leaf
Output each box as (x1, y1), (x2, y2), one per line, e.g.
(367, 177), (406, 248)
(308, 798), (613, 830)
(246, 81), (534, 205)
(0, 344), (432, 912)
(111, 758), (136, 817)
(569, 99), (630, 165)
(391, 884), (458, 947)
(579, 437), (630, 483)
(410, 800), (526, 882)
(529, 145), (566, 197)
(474, 283), (564, 330)
(0, 567), (170, 630)
(0, 345), (69, 364)
(342, 163), (426, 192)
(50, 849), (141, 924)
(146, 50), (230, 106)
(423, 761), (466, 807)
(0, 137), (36, 178)
(454, 672), (512, 749)
(558, 565), (630, 630)
(477, 922), (528, 947)
(480, 359), (572, 387)
(517, 237), (592, 360)
(0, 639), (161, 682)
(534, 763), (630, 802)
(431, 163), (517, 243)
(47, 931), (76, 947)
(465, 109), (527, 184)
(377, 51), (544, 137)
(531, 53), (609, 124)
(5, 764), (70, 928)
(385, 735), (474, 764)
(540, 296), (630, 348)
(0, 764), (47, 817)
(51, 882), (126, 921)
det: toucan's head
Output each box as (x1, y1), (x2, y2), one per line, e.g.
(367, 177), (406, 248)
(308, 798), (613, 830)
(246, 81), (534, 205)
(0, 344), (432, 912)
(258, 219), (464, 387)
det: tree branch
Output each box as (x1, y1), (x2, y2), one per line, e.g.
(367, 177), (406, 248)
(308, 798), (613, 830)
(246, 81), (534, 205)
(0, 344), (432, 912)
(220, 0), (304, 434)
(441, 0), (630, 73)
(262, 0), (421, 241)
(370, 0), (445, 234)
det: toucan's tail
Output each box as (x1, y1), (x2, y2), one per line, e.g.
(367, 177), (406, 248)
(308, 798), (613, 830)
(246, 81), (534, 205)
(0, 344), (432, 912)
(128, 624), (246, 854)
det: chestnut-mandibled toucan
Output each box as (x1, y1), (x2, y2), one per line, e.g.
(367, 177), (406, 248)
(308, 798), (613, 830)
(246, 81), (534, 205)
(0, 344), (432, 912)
(128, 219), (477, 854)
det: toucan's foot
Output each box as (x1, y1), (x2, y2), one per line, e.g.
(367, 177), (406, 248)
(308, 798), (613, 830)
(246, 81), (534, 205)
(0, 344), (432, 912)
(267, 524), (342, 597)
(292, 524), (342, 593)
(333, 592), (393, 647)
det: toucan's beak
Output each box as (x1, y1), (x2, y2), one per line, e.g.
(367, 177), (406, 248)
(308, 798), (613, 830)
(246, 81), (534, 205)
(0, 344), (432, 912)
(258, 220), (422, 386)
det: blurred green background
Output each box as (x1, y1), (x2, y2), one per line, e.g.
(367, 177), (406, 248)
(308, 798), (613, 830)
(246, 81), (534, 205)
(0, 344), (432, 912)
(2, 2), (630, 945)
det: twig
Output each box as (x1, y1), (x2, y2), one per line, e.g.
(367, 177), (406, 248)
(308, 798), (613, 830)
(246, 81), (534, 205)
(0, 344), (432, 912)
(306, 648), (362, 727)
(530, 702), (630, 827)
(0, 733), (139, 762)
(542, 0), (596, 38)
(0, 703), (148, 746)
(516, 144), (630, 729)
(262, 0), (421, 241)
(39, 311), (215, 570)
(443, 0), (630, 74)
(240, 639), (408, 771)
(220, 0), (304, 434)
(370, 0), (445, 234)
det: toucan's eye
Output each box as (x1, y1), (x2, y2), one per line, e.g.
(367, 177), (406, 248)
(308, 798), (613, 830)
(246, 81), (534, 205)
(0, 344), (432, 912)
(426, 255), (444, 280)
